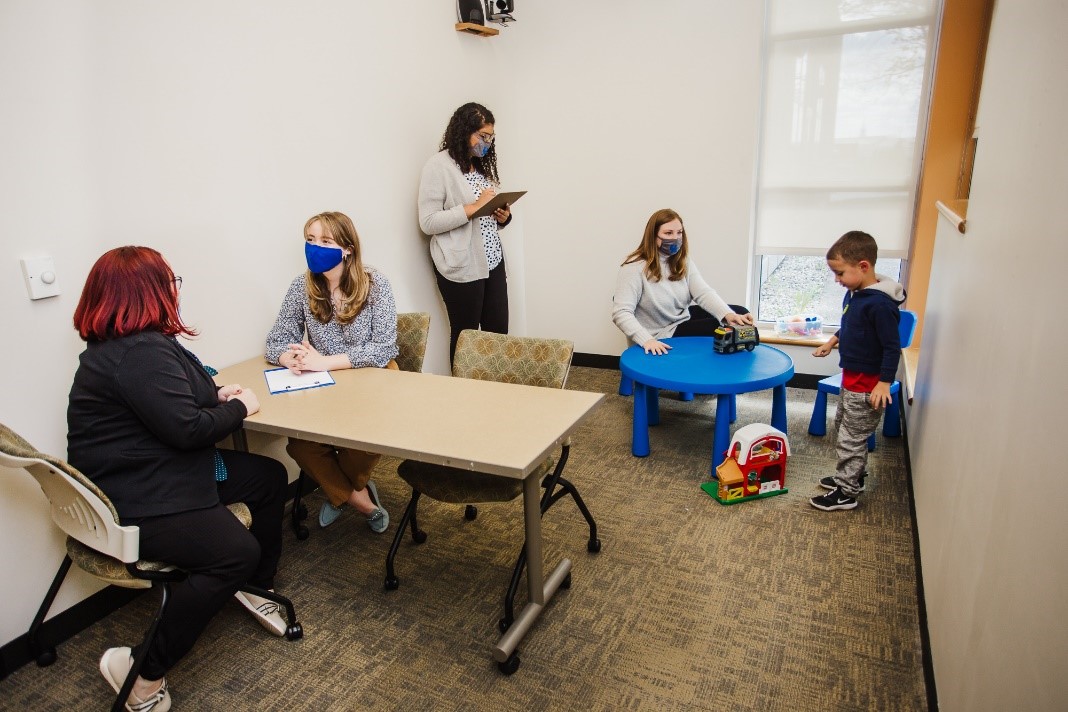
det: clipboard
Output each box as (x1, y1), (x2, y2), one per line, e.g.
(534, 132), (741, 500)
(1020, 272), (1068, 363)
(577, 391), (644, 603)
(263, 367), (336, 395)
(470, 190), (526, 219)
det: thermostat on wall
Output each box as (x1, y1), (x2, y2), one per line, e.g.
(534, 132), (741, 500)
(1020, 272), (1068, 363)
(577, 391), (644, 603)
(20, 256), (61, 300)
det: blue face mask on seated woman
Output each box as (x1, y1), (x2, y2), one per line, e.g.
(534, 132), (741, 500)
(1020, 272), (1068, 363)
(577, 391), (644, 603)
(658, 240), (680, 256)
(305, 243), (345, 274)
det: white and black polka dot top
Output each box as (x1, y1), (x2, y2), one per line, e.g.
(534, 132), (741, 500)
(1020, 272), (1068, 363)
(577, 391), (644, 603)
(464, 170), (503, 270)
(265, 269), (399, 369)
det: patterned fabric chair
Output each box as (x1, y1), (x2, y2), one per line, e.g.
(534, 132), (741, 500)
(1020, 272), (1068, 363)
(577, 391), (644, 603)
(384, 329), (601, 645)
(289, 312), (431, 539)
(0, 422), (302, 712)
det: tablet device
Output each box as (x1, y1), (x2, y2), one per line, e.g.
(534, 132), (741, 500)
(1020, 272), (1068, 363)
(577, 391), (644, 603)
(470, 190), (526, 219)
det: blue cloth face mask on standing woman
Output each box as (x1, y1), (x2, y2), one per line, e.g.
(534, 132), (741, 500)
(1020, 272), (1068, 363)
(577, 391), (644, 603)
(305, 243), (345, 274)
(658, 240), (680, 256)
(472, 139), (491, 158)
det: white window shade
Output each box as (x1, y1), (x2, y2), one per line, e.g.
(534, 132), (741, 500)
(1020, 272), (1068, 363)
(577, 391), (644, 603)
(755, 3), (935, 258)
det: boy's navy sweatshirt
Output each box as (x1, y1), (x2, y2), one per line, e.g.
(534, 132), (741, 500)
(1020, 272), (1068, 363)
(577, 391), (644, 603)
(834, 275), (907, 383)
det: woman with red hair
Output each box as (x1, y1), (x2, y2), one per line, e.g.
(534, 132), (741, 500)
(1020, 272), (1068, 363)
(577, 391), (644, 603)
(67, 246), (289, 712)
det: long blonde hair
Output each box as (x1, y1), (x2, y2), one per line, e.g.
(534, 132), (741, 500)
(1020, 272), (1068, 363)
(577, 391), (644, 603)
(621, 208), (689, 282)
(305, 212), (371, 325)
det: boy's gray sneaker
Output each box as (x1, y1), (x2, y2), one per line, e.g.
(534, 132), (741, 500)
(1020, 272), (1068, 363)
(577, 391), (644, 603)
(810, 487), (858, 511)
(819, 473), (867, 492)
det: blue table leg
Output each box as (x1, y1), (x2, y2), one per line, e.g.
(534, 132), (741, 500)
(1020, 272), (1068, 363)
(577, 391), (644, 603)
(647, 386), (660, 426)
(729, 393), (737, 423)
(771, 384), (788, 434)
(712, 394), (731, 472)
(632, 383), (650, 457)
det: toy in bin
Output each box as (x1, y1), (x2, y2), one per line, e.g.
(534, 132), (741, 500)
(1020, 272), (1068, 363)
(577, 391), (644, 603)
(713, 323), (759, 354)
(701, 423), (790, 505)
(774, 314), (823, 338)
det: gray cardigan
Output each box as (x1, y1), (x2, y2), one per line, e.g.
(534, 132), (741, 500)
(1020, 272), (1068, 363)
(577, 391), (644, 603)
(612, 256), (732, 347)
(417, 150), (489, 283)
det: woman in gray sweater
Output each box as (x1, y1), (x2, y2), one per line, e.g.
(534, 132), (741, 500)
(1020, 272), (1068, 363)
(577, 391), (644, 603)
(612, 208), (753, 355)
(418, 102), (512, 363)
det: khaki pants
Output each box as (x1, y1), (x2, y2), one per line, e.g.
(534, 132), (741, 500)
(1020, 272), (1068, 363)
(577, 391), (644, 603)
(285, 360), (398, 506)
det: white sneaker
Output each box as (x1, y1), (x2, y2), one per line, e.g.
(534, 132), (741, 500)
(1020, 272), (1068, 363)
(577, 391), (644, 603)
(99, 647), (171, 712)
(234, 590), (287, 637)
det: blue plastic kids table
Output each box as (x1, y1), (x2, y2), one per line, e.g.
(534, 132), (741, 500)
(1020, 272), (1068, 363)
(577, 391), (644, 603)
(619, 338), (795, 474)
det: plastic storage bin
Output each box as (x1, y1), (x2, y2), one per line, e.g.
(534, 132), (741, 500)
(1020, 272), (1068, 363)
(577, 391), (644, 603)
(774, 314), (823, 338)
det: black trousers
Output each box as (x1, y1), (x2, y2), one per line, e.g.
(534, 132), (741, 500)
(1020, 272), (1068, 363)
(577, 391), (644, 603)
(672, 304), (750, 337)
(124, 449), (287, 680)
(434, 261), (509, 364)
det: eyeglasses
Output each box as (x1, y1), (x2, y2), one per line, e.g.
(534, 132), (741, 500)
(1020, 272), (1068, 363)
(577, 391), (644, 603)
(477, 131), (495, 145)
(172, 276), (183, 291)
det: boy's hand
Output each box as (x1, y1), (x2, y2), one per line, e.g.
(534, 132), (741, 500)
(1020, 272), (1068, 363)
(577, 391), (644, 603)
(869, 382), (892, 410)
(813, 336), (837, 357)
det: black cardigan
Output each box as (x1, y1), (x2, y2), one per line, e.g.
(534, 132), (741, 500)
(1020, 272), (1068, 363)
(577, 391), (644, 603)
(67, 331), (247, 519)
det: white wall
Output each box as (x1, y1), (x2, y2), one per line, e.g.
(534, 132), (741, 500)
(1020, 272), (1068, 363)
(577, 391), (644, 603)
(907, 1), (1068, 709)
(0, 2), (767, 650)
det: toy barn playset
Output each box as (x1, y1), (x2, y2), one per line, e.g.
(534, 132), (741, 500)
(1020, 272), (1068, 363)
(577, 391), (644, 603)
(701, 423), (790, 505)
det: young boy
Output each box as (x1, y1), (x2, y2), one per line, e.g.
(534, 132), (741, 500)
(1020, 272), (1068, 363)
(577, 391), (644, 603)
(810, 231), (905, 511)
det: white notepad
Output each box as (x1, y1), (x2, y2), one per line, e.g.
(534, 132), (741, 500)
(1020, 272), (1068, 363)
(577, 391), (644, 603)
(263, 367), (335, 394)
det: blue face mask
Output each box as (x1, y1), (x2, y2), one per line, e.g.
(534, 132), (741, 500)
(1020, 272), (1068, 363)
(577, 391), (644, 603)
(659, 240), (680, 256)
(305, 242), (345, 274)
(472, 139), (491, 158)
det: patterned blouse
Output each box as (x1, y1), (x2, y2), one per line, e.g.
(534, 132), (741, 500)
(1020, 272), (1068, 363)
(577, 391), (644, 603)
(265, 268), (399, 369)
(464, 170), (503, 270)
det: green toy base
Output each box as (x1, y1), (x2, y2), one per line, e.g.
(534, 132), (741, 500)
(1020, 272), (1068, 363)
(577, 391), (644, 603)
(700, 481), (789, 505)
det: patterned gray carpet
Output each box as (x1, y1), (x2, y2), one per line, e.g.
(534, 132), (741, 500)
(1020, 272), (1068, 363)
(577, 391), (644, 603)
(2, 367), (927, 711)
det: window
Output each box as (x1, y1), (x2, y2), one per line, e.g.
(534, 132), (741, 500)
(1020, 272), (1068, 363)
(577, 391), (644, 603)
(754, 0), (937, 326)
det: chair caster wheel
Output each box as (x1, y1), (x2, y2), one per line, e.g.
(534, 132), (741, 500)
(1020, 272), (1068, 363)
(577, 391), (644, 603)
(587, 538), (602, 553)
(561, 573), (572, 589)
(498, 652), (520, 675)
(285, 624), (303, 641)
(413, 530), (428, 544)
(464, 505), (478, 520)
(498, 617), (512, 633)
(295, 525), (309, 541)
(384, 576), (399, 591)
(35, 648), (57, 667)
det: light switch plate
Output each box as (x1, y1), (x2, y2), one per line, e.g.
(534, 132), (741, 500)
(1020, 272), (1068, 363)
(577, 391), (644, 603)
(20, 256), (61, 300)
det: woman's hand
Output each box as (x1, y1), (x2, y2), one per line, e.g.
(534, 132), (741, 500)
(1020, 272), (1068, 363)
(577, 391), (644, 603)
(285, 340), (331, 372)
(217, 384), (243, 403)
(494, 203), (511, 224)
(464, 188), (497, 218)
(228, 388), (260, 416)
(723, 312), (754, 327)
(642, 339), (671, 355)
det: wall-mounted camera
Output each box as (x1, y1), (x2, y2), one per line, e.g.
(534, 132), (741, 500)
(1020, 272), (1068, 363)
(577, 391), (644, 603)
(484, 0), (515, 24)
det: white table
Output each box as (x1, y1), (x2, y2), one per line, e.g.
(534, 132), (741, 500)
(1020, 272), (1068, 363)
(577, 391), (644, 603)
(215, 358), (604, 665)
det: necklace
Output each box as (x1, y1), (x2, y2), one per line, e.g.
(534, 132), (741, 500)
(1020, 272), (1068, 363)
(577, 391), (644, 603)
(329, 287), (344, 312)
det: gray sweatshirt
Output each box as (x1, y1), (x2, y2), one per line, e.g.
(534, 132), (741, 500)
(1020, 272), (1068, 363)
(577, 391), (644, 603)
(417, 150), (489, 283)
(612, 256), (731, 346)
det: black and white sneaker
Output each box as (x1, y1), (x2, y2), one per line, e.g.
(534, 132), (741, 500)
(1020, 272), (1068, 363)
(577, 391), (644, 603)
(819, 474), (867, 492)
(810, 487), (858, 511)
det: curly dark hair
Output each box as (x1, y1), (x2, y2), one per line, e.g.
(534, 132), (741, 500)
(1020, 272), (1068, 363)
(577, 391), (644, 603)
(439, 102), (499, 183)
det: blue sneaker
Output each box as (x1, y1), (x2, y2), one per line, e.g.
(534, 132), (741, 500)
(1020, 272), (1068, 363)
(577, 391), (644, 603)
(319, 501), (344, 528)
(365, 481), (389, 533)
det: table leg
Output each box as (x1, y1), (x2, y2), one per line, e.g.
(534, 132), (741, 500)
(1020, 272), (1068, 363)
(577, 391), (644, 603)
(493, 472), (571, 663)
(632, 383), (651, 457)
(712, 394), (731, 471)
(648, 386), (660, 426)
(232, 427), (248, 452)
(771, 384), (788, 433)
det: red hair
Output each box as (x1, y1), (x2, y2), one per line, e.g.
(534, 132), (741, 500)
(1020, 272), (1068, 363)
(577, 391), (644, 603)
(73, 246), (196, 342)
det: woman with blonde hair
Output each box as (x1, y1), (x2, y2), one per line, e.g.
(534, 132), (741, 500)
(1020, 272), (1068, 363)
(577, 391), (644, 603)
(266, 211), (399, 531)
(612, 208), (753, 355)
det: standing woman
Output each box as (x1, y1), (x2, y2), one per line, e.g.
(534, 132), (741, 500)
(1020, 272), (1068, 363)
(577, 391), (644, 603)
(266, 211), (398, 532)
(67, 246), (290, 711)
(612, 208), (753, 355)
(418, 101), (512, 363)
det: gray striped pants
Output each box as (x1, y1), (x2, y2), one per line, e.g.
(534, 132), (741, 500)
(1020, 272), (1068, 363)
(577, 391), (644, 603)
(832, 389), (885, 497)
